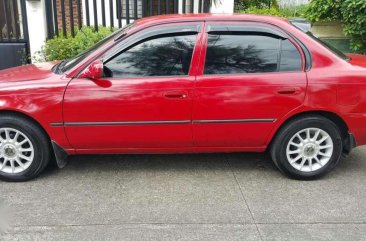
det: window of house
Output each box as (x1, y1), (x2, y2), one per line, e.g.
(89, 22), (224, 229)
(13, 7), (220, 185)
(120, 0), (176, 19)
(204, 33), (302, 75)
(0, 0), (22, 40)
(120, 0), (143, 18)
(104, 33), (197, 78)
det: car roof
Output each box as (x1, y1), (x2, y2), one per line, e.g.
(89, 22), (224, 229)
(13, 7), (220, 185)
(134, 13), (289, 27)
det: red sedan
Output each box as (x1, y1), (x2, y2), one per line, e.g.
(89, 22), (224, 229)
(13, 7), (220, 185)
(0, 14), (365, 181)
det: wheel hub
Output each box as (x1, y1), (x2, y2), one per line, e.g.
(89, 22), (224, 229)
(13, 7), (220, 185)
(303, 143), (318, 157)
(3, 145), (17, 158)
(286, 128), (333, 172)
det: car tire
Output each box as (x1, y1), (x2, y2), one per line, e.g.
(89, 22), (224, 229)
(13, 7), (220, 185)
(270, 115), (343, 180)
(0, 114), (51, 182)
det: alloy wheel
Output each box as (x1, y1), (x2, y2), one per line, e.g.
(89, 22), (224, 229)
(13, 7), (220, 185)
(0, 128), (34, 174)
(286, 128), (333, 172)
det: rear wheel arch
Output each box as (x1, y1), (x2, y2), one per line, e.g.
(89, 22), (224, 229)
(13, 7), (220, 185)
(268, 111), (350, 151)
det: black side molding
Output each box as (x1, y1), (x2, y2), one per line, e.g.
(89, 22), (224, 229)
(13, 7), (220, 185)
(51, 141), (69, 168)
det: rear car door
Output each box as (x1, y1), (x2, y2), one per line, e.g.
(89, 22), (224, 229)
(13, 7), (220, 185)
(193, 22), (307, 149)
(63, 23), (202, 151)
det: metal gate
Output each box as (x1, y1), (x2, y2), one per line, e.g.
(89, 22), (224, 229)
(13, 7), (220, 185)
(45, 0), (210, 39)
(0, 0), (30, 70)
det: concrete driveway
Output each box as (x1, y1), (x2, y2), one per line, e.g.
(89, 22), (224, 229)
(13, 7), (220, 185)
(1, 147), (366, 241)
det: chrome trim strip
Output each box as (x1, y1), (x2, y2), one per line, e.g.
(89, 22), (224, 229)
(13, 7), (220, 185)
(51, 119), (276, 127)
(51, 123), (64, 127)
(63, 120), (191, 126)
(193, 119), (276, 124)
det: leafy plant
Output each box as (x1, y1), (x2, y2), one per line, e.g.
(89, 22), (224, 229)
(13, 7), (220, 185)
(279, 5), (308, 18)
(306, 0), (366, 53)
(242, 5), (307, 18)
(235, 0), (279, 12)
(40, 26), (115, 61)
(243, 7), (281, 16)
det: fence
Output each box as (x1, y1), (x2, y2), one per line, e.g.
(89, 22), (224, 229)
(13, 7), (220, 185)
(45, 0), (211, 39)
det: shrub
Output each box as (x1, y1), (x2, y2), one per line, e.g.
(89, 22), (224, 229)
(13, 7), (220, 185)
(279, 5), (308, 18)
(242, 5), (307, 18)
(306, 0), (366, 53)
(234, 0), (279, 12)
(42, 26), (115, 61)
(243, 7), (281, 16)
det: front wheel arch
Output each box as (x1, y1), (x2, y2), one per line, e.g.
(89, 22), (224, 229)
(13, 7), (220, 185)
(0, 110), (51, 141)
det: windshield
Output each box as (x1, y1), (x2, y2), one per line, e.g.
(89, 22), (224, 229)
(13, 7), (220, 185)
(53, 23), (135, 74)
(306, 31), (350, 61)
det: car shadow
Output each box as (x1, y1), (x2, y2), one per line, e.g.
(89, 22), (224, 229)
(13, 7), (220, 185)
(42, 152), (272, 172)
(40, 147), (366, 181)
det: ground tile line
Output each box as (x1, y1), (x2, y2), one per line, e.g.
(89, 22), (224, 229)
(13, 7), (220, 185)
(8, 222), (366, 228)
(226, 156), (264, 241)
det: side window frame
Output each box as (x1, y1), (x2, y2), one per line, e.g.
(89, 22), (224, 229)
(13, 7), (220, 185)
(200, 22), (306, 76)
(102, 23), (203, 78)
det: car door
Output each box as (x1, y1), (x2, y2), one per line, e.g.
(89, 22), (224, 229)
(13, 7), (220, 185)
(193, 22), (307, 148)
(63, 23), (202, 151)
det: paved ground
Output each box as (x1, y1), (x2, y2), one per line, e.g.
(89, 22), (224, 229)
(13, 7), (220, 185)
(1, 146), (366, 241)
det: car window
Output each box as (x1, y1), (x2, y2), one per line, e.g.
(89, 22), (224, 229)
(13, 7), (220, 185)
(204, 33), (302, 75)
(54, 23), (135, 74)
(280, 39), (303, 72)
(104, 33), (197, 78)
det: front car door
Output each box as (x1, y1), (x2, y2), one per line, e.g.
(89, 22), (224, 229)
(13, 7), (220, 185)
(193, 22), (307, 150)
(63, 23), (202, 152)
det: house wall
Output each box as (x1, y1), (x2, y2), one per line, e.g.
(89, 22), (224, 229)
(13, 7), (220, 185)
(55, 0), (81, 29)
(26, 0), (47, 58)
(25, 0), (235, 62)
(82, 0), (234, 29)
(210, 0), (234, 14)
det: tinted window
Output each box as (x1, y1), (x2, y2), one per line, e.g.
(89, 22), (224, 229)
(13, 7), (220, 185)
(280, 39), (303, 72)
(204, 34), (302, 75)
(306, 31), (349, 61)
(55, 23), (135, 74)
(105, 34), (197, 78)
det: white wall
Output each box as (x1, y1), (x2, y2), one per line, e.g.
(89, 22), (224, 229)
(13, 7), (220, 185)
(25, 0), (235, 62)
(210, 0), (234, 14)
(26, 0), (47, 59)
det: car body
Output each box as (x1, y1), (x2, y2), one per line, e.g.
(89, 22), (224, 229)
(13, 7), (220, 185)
(0, 14), (365, 181)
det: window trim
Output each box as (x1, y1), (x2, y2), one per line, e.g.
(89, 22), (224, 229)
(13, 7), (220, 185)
(201, 22), (306, 76)
(103, 27), (201, 79)
(206, 24), (288, 40)
(203, 21), (312, 73)
(104, 23), (202, 62)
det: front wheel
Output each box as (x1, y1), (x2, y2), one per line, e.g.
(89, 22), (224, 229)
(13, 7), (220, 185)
(0, 115), (51, 182)
(270, 116), (343, 180)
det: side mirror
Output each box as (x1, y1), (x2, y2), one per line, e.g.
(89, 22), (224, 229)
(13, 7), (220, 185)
(79, 60), (103, 80)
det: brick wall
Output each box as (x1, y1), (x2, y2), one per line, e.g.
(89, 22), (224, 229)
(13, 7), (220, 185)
(56, 0), (81, 32)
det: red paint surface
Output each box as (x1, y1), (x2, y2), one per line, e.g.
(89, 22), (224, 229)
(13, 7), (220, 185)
(0, 14), (364, 154)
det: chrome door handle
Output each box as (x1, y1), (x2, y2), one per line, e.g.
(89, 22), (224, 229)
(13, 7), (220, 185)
(164, 91), (188, 99)
(277, 87), (301, 95)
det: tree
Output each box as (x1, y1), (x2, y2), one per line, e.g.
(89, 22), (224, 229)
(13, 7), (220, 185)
(306, 0), (366, 53)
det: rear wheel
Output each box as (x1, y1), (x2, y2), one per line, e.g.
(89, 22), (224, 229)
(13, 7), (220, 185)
(270, 116), (343, 180)
(0, 115), (51, 182)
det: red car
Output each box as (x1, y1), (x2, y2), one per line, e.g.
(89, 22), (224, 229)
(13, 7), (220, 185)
(0, 14), (365, 181)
